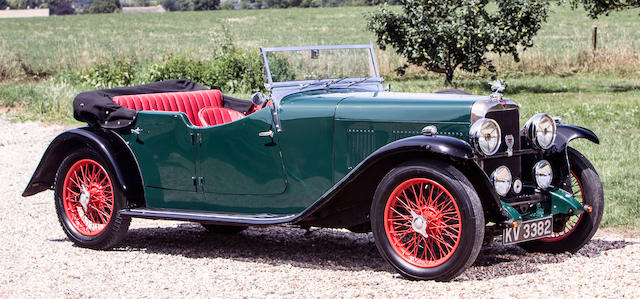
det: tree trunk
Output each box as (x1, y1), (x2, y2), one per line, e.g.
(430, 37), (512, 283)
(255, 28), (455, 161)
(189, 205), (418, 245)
(444, 69), (454, 86)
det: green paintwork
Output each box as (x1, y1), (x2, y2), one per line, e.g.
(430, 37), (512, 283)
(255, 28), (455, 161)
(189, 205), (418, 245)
(501, 188), (584, 224)
(119, 89), (485, 214)
(331, 91), (476, 181)
(549, 188), (584, 216)
(501, 201), (523, 221)
(196, 107), (287, 196)
(120, 112), (202, 208)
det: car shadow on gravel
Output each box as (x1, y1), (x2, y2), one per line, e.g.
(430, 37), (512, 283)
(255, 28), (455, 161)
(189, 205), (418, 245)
(119, 224), (395, 273)
(66, 223), (633, 280)
(457, 238), (634, 281)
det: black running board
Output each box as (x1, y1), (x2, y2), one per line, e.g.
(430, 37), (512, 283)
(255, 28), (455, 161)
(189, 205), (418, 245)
(120, 208), (297, 225)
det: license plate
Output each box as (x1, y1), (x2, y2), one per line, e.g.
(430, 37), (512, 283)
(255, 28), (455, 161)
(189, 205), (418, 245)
(502, 216), (553, 245)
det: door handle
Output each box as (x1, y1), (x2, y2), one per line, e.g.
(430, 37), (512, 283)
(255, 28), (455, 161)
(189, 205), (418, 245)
(258, 130), (274, 138)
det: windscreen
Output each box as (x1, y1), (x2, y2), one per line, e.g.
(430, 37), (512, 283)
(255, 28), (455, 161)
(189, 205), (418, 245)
(264, 47), (378, 83)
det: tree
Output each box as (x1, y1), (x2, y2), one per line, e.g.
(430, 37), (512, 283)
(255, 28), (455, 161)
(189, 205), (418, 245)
(86, 0), (120, 13)
(568, 0), (640, 18)
(51, 1), (75, 14)
(192, 0), (218, 10)
(367, 0), (549, 84)
(162, 0), (193, 11)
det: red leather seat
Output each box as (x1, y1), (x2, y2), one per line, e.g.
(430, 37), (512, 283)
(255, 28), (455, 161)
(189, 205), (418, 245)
(247, 100), (272, 115)
(198, 107), (245, 126)
(112, 90), (223, 127)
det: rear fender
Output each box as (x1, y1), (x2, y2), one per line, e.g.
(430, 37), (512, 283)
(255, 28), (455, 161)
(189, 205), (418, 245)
(22, 127), (145, 207)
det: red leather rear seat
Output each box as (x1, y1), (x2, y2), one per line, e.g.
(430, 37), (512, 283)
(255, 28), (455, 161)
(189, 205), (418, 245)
(112, 90), (223, 127)
(198, 107), (245, 126)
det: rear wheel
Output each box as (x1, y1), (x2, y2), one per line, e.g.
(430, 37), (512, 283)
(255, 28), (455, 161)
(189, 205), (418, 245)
(519, 147), (604, 253)
(371, 161), (484, 281)
(201, 224), (247, 234)
(54, 148), (130, 249)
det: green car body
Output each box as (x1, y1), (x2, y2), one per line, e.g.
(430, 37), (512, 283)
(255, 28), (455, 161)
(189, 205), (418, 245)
(23, 44), (604, 281)
(120, 90), (475, 215)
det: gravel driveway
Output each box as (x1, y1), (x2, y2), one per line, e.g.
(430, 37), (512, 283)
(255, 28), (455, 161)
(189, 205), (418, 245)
(1, 117), (639, 298)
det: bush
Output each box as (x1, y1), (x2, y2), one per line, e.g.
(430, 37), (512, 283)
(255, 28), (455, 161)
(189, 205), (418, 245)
(219, 0), (234, 9)
(86, 0), (121, 13)
(146, 49), (265, 93)
(81, 59), (136, 88)
(51, 1), (75, 14)
(162, 0), (193, 10)
(210, 47), (265, 93)
(192, 0), (218, 10)
(0, 0), (8, 10)
(147, 56), (215, 87)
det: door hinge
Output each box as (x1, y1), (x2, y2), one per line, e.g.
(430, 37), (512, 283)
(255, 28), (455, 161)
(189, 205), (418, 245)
(190, 133), (202, 146)
(198, 176), (205, 193)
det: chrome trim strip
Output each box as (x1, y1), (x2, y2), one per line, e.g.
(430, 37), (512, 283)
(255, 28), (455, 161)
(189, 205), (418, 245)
(121, 208), (297, 225)
(470, 98), (520, 124)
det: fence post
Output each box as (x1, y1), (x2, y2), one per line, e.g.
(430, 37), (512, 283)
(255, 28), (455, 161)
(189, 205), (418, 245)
(591, 25), (598, 56)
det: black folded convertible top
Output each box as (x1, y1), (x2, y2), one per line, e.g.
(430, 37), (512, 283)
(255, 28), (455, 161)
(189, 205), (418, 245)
(73, 79), (253, 129)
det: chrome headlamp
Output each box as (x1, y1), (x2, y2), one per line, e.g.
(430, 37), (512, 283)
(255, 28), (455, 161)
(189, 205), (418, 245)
(470, 118), (501, 156)
(533, 160), (553, 189)
(491, 166), (512, 197)
(524, 113), (556, 150)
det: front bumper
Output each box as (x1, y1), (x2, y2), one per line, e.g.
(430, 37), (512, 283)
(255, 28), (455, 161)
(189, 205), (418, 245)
(500, 188), (586, 227)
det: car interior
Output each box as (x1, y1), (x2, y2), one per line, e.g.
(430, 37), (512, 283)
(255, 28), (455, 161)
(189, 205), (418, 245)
(112, 90), (268, 127)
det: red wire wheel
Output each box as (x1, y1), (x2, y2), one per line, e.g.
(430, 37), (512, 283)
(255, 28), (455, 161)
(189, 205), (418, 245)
(384, 178), (462, 268)
(62, 159), (115, 236)
(539, 170), (584, 242)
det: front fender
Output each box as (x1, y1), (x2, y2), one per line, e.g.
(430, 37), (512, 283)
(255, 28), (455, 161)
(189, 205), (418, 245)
(22, 127), (144, 207)
(373, 134), (475, 160)
(554, 124), (599, 150)
(296, 135), (510, 226)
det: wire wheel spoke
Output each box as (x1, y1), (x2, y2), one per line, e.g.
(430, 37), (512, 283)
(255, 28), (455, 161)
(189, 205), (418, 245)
(384, 178), (462, 268)
(62, 159), (115, 237)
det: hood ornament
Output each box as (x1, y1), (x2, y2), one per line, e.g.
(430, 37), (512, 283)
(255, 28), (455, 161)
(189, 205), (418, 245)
(488, 79), (507, 105)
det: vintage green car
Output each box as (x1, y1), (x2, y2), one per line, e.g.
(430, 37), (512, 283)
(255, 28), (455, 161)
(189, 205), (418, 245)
(23, 44), (603, 281)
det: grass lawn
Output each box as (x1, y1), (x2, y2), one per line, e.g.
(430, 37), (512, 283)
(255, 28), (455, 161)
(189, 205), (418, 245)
(1, 5), (639, 76)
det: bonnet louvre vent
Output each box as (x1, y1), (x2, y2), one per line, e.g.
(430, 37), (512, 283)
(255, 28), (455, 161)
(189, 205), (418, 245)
(346, 129), (376, 170)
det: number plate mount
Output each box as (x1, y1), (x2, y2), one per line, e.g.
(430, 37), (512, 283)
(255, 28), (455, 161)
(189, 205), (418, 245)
(502, 216), (553, 245)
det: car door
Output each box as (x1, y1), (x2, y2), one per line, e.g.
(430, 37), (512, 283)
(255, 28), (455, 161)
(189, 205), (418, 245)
(196, 106), (288, 196)
(123, 112), (202, 208)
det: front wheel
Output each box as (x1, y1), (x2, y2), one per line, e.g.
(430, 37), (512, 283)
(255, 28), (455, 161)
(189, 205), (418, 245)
(371, 161), (484, 281)
(54, 148), (130, 249)
(519, 147), (604, 253)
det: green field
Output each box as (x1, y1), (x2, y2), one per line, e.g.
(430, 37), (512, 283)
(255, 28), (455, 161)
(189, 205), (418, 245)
(1, 5), (639, 77)
(0, 5), (638, 228)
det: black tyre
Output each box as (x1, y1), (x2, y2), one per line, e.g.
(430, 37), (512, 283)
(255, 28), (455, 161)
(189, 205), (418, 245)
(519, 147), (604, 253)
(201, 224), (247, 234)
(54, 148), (130, 249)
(370, 161), (484, 281)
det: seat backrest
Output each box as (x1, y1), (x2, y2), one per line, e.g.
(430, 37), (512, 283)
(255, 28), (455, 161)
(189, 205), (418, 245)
(198, 107), (245, 126)
(246, 100), (272, 115)
(112, 90), (223, 127)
